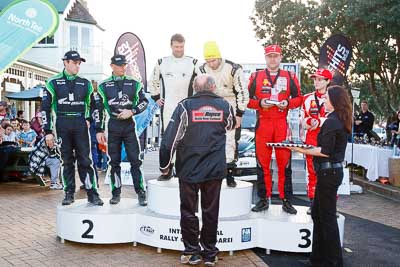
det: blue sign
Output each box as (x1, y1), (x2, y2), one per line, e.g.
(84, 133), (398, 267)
(241, 227), (252, 242)
(0, 0), (59, 74)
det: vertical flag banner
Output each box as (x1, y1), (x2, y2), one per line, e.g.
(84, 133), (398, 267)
(0, 0), (59, 74)
(318, 34), (352, 86)
(114, 32), (159, 136)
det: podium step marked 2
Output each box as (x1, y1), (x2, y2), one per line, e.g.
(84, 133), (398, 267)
(57, 179), (345, 253)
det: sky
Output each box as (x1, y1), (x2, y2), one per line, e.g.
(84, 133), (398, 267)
(86, 0), (266, 70)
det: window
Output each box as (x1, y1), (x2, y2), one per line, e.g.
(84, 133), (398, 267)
(70, 26), (78, 51)
(38, 35), (55, 45)
(81, 27), (91, 53)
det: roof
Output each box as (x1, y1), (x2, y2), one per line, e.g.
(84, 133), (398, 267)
(66, 0), (97, 25)
(0, 0), (70, 14)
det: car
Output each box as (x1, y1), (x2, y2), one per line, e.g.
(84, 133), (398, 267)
(372, 127), (386, 141)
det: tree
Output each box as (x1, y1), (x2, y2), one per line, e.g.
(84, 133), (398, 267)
(251, 0), (400, 118)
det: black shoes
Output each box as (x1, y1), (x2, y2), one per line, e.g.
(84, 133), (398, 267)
(157, 165), (173, 181)
(138, 190), (147, 206)
(88, 193), (104, 206)
(226, 177), (237, 188)
(251, 198), (269, 212)
(62, 193), (75, 205)
(204, 256), (218, 266)
(109, 195), (121, 205)
(180, 254), (202, 265)
(282, 198), (297, 214)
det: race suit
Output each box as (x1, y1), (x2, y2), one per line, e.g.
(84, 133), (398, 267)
(41, 70), (99, 197)
(302, 90), (327, 199)
(95, 75), (148, 196)
(248, 69), (302, 199)
(149, 55), (199, 132)
(199, 59), (249, 164)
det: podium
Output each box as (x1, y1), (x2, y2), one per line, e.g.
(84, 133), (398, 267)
(57, 178), (345, 253)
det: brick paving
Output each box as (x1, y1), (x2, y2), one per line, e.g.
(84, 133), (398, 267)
(1, 150), (399, 266)
(0, 150), (267, 267)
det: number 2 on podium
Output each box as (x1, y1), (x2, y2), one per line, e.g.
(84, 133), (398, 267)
(82, 220), (94, 239)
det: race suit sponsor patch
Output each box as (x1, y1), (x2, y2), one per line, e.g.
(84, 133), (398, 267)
(192, 105), (223, 122)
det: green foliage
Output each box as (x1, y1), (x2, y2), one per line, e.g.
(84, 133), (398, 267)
(251, 0), (400, 117)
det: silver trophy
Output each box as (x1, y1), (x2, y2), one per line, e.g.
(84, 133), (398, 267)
(285, 108), (304, 144)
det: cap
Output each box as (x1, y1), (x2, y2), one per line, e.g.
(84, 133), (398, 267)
(204, 41), (222, 60)
(62, 51), (86, 62)
(310, 68), (333, 80)
(0, 101), (7, 106)
(111, 54), (127, 65)
(264, 44), (282, 55)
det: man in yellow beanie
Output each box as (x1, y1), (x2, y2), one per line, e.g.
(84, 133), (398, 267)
(199, 41), (249, 187)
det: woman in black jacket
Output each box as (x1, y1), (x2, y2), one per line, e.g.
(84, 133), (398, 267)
(290, 85), (352, 267)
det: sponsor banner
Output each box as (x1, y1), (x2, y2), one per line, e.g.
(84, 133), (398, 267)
(319, 34), (352, 86)
(0, 0), (59, 74)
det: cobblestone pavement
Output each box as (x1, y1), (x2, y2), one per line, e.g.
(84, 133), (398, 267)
(0, 150), (266, 267)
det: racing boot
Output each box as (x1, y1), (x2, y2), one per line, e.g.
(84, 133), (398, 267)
(137, 190), (147, 206)
(307, 199), (313, 215)
(251, 198), (269, 212)
(226, 171), (237, 188)
(157, 163), (173, 181)
(62, 193), (75, 206)
(87, 190), (104, 206)
(282, 198), (297, 215)
(109, 188), (121, 205)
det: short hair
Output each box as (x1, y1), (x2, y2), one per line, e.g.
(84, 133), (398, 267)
(10, 118), (17, 122)
(361, 100), (368, 104)
(193, 75), (216, 93)
(17, 110), (24, 116)
(3, 123), (12, 130)
(21, 119), (29, 125)
(170, 33), (185, 45)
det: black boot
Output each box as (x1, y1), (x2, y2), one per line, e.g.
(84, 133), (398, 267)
(251, 198), (269, 212)
(62, 193), (74, 206)
(282, 198), (297, 215)
(157, 164), (173, 181)
(109, 194), (121, 205)
(88, 191), (104, 206)
(226, 175), (237, 188)
(138, 190), (147, 206)
(307, 199), (313, 215)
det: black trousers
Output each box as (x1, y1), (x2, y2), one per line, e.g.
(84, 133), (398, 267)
(311, 167), (344, 267)
(107, 119), (144, 195)
(179, 179), (222, 261)
(56, 117), (98, 196)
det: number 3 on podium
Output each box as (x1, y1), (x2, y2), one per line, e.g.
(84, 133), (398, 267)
(298, 229), (311, 248)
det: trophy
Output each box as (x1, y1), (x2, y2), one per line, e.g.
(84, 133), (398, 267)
(285, 108), (304, 144)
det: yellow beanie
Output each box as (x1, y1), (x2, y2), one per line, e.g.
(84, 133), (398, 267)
(204, 41), (221, 60)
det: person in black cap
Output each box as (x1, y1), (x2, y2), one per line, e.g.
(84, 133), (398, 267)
(95, 54), (149, 206)
(41, 50), (103, 206)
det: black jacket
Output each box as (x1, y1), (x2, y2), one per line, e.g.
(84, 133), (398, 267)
(159, 91), (235, 183)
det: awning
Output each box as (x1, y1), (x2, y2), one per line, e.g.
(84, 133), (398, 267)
(6, 86), (44, 101)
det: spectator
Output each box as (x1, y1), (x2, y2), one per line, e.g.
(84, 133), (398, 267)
(16, 110), (24, 123)
(29, 134), (63, 190)
(10, 118), (20, 135)
(354, 100), (374, 139)
(3, 123), (17, 142)
(30, 112), (44, 140)
(18, 120), (37, 147)
(0, 101), (12, 121)
(1, 118), (11, 128)
(388, 110), (400, 147)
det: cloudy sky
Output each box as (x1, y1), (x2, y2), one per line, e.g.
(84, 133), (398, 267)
(87, 0), (266, 69)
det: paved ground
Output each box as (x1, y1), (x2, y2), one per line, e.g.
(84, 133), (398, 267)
(1, 150), (400, 266)
(0, 150), (266, 267)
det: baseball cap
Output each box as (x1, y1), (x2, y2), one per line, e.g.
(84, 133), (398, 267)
(310, 68), (333, 80)
(111, 55), (127, 65)
(264, 44), (282, 55)
(62, 51), (86, 62)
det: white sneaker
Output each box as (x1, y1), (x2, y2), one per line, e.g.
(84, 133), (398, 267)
(50, 183), (63, 190)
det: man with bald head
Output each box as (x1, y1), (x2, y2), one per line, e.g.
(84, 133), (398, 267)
(160, 74), (235, 265)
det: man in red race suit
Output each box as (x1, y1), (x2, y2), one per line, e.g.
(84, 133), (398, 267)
(248, 44), (302, 214)
(302, 68), (332, 214)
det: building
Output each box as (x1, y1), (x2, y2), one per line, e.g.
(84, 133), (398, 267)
(0, 59), (57, 120)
